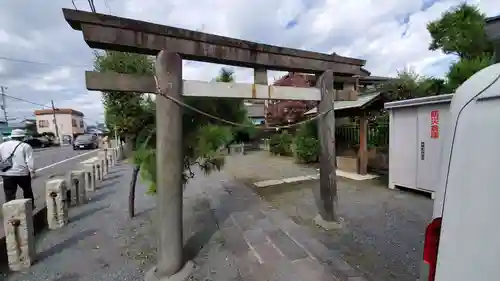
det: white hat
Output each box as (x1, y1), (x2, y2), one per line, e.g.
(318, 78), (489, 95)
(10, 129), (26, 138)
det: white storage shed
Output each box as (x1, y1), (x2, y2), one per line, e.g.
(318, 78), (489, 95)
(384, 94), (454, 198)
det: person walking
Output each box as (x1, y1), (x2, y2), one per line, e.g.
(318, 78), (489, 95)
(0, 129), (35, 209)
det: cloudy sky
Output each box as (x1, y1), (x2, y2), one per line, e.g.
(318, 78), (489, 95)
(0, 0), (498, 124)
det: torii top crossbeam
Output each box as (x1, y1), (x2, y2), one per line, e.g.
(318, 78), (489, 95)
(62, 9), (366, 75)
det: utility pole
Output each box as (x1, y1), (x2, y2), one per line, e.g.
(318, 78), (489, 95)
(1, 86), (8, 124)
(51, 100), (60, 143)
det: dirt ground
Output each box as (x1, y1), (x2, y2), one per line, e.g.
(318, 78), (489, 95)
(223, 151), (433, 281)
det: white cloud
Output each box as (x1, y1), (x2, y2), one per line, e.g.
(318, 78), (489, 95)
(29, 67), (72, 91)
(0, 29), (33, 49)
(0, 0), (499, 123)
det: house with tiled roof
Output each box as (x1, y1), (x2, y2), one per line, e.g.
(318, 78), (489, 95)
(265, 71), (392, 126)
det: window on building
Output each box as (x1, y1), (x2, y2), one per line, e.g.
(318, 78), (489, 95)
(38, 120), (49, 128)
(79, 120), (84, 128)
(72, 119), (77, 127)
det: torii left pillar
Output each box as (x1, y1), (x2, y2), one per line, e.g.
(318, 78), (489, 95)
(145, 50), (194, 281)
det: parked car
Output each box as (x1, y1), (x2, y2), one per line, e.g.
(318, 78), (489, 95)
(62, 134), (73, 146)
(73, 134), (99, 150)
(24, 136), (50, 148)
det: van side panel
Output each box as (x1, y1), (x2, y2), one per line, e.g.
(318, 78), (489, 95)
(432, 64), (500, 219)
(434, 81), (500, 281)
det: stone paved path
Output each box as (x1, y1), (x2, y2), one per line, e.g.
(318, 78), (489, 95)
(192, 168), (368, 281)
(223, 151), (432, 281)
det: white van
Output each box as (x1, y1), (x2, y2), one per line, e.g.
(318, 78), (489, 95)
(420, 63), (500, 281)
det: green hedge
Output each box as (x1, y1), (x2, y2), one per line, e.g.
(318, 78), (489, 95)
(269, 131), (293, 156)
(293, 121), (320, 163)
(294, 136), (319, 163)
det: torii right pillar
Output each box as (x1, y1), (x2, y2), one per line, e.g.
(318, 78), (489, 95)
(313, 69), (342, 230)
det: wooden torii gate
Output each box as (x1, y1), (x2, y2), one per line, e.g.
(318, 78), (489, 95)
(62, 8), (366, 281)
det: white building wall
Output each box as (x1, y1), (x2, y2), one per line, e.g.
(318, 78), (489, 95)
(36, 113), (85, 137)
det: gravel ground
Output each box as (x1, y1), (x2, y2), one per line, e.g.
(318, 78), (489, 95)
(1, 151), (433, 281)
(223, 151), (433, 281)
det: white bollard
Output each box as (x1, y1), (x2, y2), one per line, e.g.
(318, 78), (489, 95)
(98, 151), (108, 176)
(263, 139), (270, 151)
(103, 148), (109, 169)
(69, 170), (86, 205)
(229, 143), (245, 155)
(102, 157), (107, 176)
(82, 163), (96, 193)
(110, 148), (116, 165)
(94, 159), (102, 181)
(116, 145), (123, 161)
(2, 199), (36, 271)
(114, 147), (120, 162)
(46, 179), (68, 229)
(107, 153), (113, 168)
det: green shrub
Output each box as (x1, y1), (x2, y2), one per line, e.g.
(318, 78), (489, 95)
(294, 136), (320, 163)
(292, 121), (320, 163)
(269, 131), (293, 156)
(296, 120), (318, 139)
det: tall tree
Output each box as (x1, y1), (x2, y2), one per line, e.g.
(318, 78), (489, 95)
(94, 51), (155, 154)
(215, 68), (257, 143)
(379, 69), (446, 100)
(427, 4), (495, 92)
(419, 77), (448, 96)
(427, 3), (493, 59)
(183, 68), (246, 130)
(446, 54), (494, 91)
(94, 51), (155, 217)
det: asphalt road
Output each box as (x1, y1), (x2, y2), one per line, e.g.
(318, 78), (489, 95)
(0, 145), (100, 236)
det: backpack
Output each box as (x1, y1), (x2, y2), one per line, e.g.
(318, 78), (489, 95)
(0, 142), (23, 172)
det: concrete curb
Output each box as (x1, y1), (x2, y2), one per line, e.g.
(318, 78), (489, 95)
(253, 169), (380, 188)
(253, 175), (319, 188)
(0, 205), (48, 266)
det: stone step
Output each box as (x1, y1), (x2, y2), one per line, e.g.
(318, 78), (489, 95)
(263, 208), (368, 281)
(242, 228), (284, 264)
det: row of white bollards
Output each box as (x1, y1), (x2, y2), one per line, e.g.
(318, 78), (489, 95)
(2, 145), (122, 271)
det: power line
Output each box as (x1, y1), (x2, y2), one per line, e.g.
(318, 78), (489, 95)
(1, 90), (100, 123)
(103, 0), (111, 14)
(4, 93), (97, 126)
(3, 93), (50, 108)
(0, 56), (91, 68)
(88, 0), (96, 12)
(85, 0), (101, 56)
